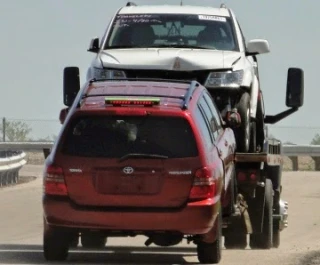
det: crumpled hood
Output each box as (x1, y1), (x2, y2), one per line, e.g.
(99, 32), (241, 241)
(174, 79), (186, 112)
(99, 48), (242, 71)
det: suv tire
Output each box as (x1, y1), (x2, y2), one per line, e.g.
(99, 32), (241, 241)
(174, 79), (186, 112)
(197, 207), (222, 264)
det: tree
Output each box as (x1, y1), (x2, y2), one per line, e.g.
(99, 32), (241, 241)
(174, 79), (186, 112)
(0, 120), (32, 142)
(311, 133), (320, 145)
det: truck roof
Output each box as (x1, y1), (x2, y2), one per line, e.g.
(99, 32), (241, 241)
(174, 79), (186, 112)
(119, 5), (231, 17)
(80, 79), (202, 111)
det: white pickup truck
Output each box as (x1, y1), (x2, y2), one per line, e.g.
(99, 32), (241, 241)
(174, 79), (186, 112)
(85, 2), (271, 153)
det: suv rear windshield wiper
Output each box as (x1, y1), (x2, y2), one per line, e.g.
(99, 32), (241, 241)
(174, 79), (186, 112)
(119, 153), (169, 162)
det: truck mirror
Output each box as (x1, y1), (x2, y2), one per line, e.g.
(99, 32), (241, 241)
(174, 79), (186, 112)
(286, 68), (304, 108)
(59, 107), (69, 124)
(88, 37), (100, 53)
(63, 66), (80, 107)
(246, 39), (270, 55)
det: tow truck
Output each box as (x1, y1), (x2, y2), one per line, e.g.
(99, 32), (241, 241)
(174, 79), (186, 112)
(59, 65), (304, 252)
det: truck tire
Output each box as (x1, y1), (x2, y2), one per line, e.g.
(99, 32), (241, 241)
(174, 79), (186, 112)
(249, 179), (273, 249)
(81, 232), (107, 249)
(235, 92), (252, 153)
(249, 122), (257, 153)
(197, 207), (222, 264)
(43, 227), (69, 261)
(273, 231), (280, 248)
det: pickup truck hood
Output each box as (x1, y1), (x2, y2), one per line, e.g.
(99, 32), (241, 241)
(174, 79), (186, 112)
(99, 48), (242, 71)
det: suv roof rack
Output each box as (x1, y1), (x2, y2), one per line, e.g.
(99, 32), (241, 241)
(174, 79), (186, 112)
(83, 78), (200, 110)
(126, 1), (137, 6)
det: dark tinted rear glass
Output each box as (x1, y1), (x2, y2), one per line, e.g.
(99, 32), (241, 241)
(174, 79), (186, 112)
(60, 115), (198, 158)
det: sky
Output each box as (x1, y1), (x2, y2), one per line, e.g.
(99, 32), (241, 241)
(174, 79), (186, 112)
(0, 0), (319, 144)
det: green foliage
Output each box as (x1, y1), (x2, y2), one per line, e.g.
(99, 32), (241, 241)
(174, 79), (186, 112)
(0, 120), (32, 142)
(311, 133), (320, 145)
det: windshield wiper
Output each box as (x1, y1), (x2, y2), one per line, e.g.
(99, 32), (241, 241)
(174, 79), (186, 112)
(150, 44), (214, 50)
(119, 153), (168, 162)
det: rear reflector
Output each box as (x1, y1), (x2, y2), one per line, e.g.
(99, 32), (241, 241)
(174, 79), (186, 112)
(44, 165), (68, 196)
(237, 170), (258, 182)
(189, 167), (216, 200)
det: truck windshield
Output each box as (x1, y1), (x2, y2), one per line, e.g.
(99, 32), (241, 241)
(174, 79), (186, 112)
(105, 13), (238, 51)
(61, 115), (198, 158)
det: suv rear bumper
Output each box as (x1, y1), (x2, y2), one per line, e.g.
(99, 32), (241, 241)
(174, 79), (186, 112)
(43, 196), (218, 235)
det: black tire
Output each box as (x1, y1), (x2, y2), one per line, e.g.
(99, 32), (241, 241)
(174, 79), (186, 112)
(81, 232), (107, 249)
(249, 122), (257, 153)
(249, 179), (273, 249)
(273, 230), (280, 248)
(43, 227), (69, 261)
(255, 93), (265, 149)
(235, 92), (251, 153)
(197, 207), (222, 264)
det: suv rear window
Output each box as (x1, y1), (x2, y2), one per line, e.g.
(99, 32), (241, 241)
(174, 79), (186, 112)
(60, 115), (198, 158)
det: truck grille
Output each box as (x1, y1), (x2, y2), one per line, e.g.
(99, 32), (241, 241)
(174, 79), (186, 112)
(124, 69), (210, 84)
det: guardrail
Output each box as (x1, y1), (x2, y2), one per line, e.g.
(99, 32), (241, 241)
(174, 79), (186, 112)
(0, 151), (27, 187)
(0, 142), (320, 171)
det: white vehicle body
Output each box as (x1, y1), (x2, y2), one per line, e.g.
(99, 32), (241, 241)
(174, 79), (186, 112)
(86, 4), (270, 120)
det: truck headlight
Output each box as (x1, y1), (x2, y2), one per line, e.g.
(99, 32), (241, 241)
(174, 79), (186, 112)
(205, 70), (244, 88)
(92, 68), (126, 79)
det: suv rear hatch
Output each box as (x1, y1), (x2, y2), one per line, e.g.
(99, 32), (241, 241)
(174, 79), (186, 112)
(57, 114), (201, 208)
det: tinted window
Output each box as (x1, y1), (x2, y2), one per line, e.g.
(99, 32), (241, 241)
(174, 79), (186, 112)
(61, 115), (198, 158)
(106, 13), (238, 51)
(198, 96), (218, 137)
(194, 107), (213, 146)
(203, 92), (223, 131)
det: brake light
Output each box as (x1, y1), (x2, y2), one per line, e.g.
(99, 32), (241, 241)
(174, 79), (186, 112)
(105, 97), (160, 107)
(44, 165), (68, 196)
(189, 167), (216, 200)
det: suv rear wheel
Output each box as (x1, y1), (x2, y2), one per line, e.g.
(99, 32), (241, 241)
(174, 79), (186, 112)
(43, 226), (69, 261)
(197, 208), (222, 264)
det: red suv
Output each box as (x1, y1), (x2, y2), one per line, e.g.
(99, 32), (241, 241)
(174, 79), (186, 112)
(42, 71), (236, 264)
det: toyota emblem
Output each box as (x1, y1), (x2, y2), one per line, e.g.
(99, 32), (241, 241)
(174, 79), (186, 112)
(123, 166), (134, 174)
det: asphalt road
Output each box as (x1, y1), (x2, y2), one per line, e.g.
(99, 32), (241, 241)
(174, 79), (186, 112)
(0, 165), (320, 265)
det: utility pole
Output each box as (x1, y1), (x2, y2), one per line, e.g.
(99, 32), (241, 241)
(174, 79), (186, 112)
(180, 0), (183, 6)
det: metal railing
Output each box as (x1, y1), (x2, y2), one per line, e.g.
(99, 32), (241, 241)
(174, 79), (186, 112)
(0, 151), (27, 187)
(0, 142), (320, 171)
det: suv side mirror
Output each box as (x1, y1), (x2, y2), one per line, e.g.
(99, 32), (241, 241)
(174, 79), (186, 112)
(286, 67), (304, 108)
(88, 37), (100, 53)
(63, 66), (80, 107)
(59, 107), (69, 124)
(246, 39), (270, 55)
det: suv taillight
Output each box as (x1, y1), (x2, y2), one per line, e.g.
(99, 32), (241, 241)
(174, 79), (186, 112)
(189, 167), (216, 200)
(44, 165), (68, 196)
